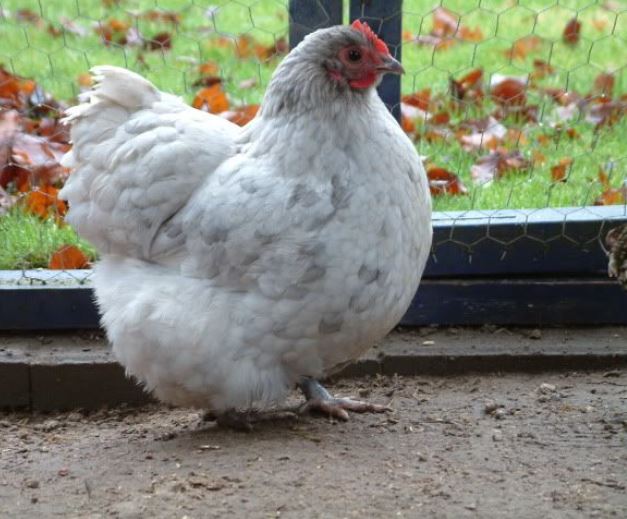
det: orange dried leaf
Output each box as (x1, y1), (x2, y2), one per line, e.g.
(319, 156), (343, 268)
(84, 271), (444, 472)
(431, 111), (450, 126)
(427, 166), (468, 196)
(563, 18), (581, 46)
(471, 150), (530, 185)
(220, 105), (260, 126)
(77, 73), (93, 88)
(192, 85), (229, 114)
(432, 7), (459, 38)
(401, 115), (416, 134)
(108, 19), (129, 32)
(458, 26), (484, 43)
(536, 134), (551, 147)
(591, 18), (608, 32)
(594, 72), (614, 97)
(402, 89), (431, 111)
(145, 32), (172, 51)
(595, 188), (625, 206)
(49, 245), (90, 270)
(491, 78), (526, 106)
(532, 150), (547, 166)
(402, 30), (415, 43)
(198, 61), (219, 76)
(24, 186), (67, 219)
(254, 37), (288, 61)
(234, 35), (253, 59)
(15, 9), (42, 26)
(140, 9), (181, 25)
(550, 157), (573, 182)
(450, 68), (484, 103)
(505, 36), (542, 60)
(531, 59), (555, 81)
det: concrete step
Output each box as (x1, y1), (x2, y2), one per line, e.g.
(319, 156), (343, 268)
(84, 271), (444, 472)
(1, 327), (626, 411)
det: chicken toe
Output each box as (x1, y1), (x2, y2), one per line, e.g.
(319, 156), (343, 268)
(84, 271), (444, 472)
(298, 378), (391, 421)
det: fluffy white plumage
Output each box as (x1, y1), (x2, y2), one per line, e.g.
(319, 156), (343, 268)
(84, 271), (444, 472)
(60, 25), (432, 414)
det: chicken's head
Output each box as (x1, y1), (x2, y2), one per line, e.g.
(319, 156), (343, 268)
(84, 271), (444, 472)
(325, 20), (404, 90)
(263, 21), (404, 116)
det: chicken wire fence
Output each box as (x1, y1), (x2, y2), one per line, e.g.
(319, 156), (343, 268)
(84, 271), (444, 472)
(0, 0), (625, 285)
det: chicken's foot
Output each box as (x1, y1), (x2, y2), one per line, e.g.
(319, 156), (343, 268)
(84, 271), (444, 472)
(297, 378), (391, 421)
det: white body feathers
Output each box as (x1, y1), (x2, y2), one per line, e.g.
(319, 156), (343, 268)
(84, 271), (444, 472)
(60, 59), (432, 411)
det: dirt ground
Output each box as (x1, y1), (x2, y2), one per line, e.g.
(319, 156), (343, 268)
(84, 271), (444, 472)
(1, 371), (625, 518)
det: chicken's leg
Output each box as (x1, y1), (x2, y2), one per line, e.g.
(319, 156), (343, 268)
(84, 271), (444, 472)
(298, 378), (390, 421)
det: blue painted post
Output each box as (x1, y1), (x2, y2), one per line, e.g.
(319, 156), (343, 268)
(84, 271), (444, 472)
(349, 0), (403, 121)
(289, 0), (344, 49)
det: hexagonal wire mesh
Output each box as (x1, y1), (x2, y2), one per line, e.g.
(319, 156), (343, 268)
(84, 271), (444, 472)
(0, 0), (625, 288)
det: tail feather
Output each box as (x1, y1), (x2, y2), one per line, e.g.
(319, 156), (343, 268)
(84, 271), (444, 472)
(59, 66), (238, 260)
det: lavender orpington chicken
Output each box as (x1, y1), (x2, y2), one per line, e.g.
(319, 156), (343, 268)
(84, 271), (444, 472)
(59, 21), (433, 428)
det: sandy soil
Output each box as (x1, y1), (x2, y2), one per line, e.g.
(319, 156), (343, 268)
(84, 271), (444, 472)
(1, 372), (626, 518)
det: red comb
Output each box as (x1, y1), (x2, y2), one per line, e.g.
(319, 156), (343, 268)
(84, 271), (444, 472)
(351, 20), (390, 55)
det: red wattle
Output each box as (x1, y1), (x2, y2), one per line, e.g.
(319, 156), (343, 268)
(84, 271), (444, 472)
(349, 72), (377, 89)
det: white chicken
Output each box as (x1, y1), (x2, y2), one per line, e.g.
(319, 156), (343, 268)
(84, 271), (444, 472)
(60, 21), (432, 428)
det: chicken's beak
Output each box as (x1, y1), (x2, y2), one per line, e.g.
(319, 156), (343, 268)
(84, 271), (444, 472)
(377, 55), (404, 75)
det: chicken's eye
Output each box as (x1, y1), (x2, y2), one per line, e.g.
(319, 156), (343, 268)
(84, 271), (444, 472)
(347, 49), (362, 62)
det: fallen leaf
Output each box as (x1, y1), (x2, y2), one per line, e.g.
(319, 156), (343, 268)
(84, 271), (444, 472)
(415, 8), (482, 49)
(427, 166), (468, 196)
(255, 37), (288, 61)
(591, 18), (608, 31)
(58, 17), (89, 37)
(586, 98), (625, 128)
(505, 36), (542, 60)
(550, 157), (573, 182)
(459, 116), (507, 151)
(140, 9), (181, 25)
(192, 84), (229, 113)
(49, 245), (90, 269)
(94, 18), (137, 47)
(543, 87), (581, 107)
(0, 66), (37, 110)
(401, 115), (416, 134)
(471, 150), (530, 185)
(595, 188), (625, 206)
(491, 77), (527, 106)
(530, 59), (555, 81)
(15, 8), (42, 26)
(144, 32), (172, 51)
(593, 72), (614, 97)
(401, 102), (429, 127)
(77, 73), (93, 89)
(402, 30), (415, 43)
(458, 26), (484, 43)
(402, 89), (431, 111)
(219, 105), (259, 126)
(198, 61), (219, 76)
(430, 111), (450, 126)
(563, 18), (581, 46)
(23, 185), (67, 219)
(450, 68), (483, 103)
(531, 150), (547, 166)
(432, 7), (459, 38)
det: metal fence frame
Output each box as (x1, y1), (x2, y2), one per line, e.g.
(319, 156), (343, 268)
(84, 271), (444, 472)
(0, 0), (626, 330)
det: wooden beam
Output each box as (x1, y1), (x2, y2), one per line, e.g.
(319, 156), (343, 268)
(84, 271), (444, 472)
(289, 0), (343, 49)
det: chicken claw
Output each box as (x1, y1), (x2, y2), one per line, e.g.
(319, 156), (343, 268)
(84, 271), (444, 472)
(298, 378), (391, 421)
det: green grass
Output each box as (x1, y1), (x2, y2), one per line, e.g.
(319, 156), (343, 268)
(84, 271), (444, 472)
(0, 0), (625, 268)
(0, 208), (96, 269)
